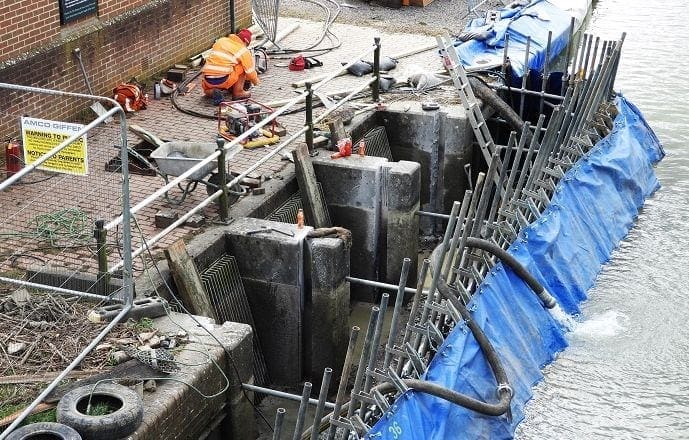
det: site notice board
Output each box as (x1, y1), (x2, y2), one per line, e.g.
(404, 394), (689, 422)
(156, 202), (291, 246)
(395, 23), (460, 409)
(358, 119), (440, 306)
(21, 117), (88, 176)
(59, 0), (98, 24)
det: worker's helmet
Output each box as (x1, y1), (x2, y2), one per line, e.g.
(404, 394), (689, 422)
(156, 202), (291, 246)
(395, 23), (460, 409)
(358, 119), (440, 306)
(237, 29), (252, 45)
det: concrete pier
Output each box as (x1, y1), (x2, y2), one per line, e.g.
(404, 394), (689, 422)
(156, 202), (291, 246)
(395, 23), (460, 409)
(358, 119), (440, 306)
(311, 155), (421, 301)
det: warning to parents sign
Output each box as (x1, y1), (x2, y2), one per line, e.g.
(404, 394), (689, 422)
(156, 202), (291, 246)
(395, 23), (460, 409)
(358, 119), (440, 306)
(21, 117), (88, 176)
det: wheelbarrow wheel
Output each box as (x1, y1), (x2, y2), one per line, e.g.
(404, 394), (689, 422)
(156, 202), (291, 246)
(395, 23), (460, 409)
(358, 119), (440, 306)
(206, 173), (245, 205)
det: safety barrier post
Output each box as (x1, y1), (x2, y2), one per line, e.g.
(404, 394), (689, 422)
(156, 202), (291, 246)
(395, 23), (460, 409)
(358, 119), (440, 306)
(216, 137), (229, 222)
(94, 219), (110, 292)
(305, 82), (315, 154)
(372, 37), (381, 102)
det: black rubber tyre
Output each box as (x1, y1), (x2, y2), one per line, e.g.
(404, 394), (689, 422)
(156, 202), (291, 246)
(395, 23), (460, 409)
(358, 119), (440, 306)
(6, 422), (82, 440)
(56, 383), (143, 439)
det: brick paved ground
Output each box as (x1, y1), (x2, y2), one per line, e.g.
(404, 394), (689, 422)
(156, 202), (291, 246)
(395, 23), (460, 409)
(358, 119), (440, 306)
(0, 18), (447, 280)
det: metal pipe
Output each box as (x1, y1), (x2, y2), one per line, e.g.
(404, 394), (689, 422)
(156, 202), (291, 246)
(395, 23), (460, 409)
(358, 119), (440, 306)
(0, 276), (122, 303)
(345, 276), (426, 296)
(442, 191), (471, 281)
(313, 77), (376, 124)
(0, 305), (131, 438)
(310, 368), (333, 440)
(397, 258), (430, 375)
(305, 82), (314, 154)
(415, 210), (450, 220)
(94, 219), (109, 291)
(273, 408), (286, 440)
(242, 383), (335, 410)
(326, 326), (359, 440)
(383, 258), (411, 371)
(539, 31), (553, 115)
(292, 382), (313, 440)
(372, 37), (381, 102)
(216, 138), (229, 222)
(491, 84), (565, 101)
(347, 306), (379, 419)
(363, 293), (389, 396)
(519, 36), (531, 120)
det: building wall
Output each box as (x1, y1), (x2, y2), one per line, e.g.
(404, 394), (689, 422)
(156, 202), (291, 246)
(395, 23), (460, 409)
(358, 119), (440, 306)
(0, 0), (251, 139)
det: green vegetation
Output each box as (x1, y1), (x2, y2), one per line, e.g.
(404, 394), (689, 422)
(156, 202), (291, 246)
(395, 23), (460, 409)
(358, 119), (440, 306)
(132, 317), (154, 332)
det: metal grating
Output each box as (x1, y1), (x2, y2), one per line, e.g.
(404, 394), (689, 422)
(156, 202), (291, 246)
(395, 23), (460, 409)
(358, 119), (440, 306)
(354, 126), (393, 161)
(266, 183), (331, 225)
(201, 254), (270, 388)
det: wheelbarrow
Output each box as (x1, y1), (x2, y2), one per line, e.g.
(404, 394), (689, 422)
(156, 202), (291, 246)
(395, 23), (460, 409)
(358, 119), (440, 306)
(129, 124), (246, 205)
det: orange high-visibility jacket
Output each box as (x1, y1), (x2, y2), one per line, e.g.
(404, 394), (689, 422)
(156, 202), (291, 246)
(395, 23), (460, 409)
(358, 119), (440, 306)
(202, 35), (259, 85)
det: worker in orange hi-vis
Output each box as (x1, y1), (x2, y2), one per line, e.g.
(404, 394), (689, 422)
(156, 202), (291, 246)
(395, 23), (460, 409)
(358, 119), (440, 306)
(201, 29), (260, 103)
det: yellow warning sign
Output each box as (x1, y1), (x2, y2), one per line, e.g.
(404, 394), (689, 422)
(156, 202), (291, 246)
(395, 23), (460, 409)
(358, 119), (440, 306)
(20, 117), (88, 176)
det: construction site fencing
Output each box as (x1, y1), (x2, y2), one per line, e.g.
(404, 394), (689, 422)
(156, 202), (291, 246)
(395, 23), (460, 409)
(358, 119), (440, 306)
(0, 83), (134, 438)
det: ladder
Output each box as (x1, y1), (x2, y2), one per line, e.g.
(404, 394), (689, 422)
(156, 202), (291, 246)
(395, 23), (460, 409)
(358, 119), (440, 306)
(436, 32), (498, 168)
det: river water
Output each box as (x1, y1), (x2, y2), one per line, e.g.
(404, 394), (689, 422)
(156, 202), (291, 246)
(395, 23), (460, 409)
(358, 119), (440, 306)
(516, 0), (689, 439)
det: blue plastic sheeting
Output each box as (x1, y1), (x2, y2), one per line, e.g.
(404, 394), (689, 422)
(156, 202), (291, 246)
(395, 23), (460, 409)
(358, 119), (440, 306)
(455, 0), (577, 78)
(367, 95), (664, 440)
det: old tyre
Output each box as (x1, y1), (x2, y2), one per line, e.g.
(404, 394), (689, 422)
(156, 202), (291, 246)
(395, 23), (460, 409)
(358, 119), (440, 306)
(6, 422), (82, 439)
(206, 172), (244, 204)
(56, 382), (143, 439)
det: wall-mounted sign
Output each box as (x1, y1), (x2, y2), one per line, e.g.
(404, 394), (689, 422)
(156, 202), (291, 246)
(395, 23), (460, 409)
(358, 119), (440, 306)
(59, 0), (98, 25)
(21, 117), (88, 176)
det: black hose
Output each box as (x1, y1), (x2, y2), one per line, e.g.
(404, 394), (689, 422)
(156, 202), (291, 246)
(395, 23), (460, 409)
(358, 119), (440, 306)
(463, 237), (556, 309)
(468, 76), (533, 145)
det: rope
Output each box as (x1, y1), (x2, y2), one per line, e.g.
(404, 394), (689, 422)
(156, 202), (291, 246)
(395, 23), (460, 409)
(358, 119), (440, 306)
(0, 208), (93, 247)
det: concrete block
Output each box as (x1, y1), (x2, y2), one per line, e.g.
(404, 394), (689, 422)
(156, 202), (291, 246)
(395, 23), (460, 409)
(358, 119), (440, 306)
(382, 161), (421, 294)
(155, 209), (179, 229)
(223, 217), (308, 385)
(184, 214), (206, 228)
(305, 237), (350, 381)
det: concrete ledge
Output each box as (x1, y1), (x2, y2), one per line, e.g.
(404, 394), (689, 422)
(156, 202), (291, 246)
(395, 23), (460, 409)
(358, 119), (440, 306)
(130, 313), (255, 440)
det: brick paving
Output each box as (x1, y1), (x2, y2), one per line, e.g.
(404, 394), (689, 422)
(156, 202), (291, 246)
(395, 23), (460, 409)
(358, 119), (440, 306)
(0, 18), (444, 280)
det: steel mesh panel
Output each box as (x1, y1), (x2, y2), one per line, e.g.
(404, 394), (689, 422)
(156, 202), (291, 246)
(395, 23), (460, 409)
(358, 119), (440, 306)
(201, 254), (270, 387)
(266, 183), (331, 225)
(252, 0), (280, 44)
(354, 126), (393, 161)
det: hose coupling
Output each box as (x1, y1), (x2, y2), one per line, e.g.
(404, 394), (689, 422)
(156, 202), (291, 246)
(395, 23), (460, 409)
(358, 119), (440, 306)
(537, 288), (557, 309)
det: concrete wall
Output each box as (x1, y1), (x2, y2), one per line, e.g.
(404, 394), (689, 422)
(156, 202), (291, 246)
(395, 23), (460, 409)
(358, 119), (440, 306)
(379, 101), (474, 233)
(312, 155), (420, 302)
(0, 0), (252, 140)
(222, 217), (350, 385)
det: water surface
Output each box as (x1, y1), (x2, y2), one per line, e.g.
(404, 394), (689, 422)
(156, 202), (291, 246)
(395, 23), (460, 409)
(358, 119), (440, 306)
(517, 1), (689, 438)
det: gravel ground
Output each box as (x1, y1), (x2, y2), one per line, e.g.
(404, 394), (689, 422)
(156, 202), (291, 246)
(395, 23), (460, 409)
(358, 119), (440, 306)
(277, 0), (508, 35)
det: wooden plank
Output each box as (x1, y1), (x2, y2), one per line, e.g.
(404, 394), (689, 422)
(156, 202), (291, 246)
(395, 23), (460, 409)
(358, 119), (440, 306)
(292, 144), (331, 229)
(0, 369), (99, 386)
(164, 240), (218, 321)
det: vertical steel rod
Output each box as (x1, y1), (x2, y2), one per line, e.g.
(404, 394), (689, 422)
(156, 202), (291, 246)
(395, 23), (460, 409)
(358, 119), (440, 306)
(273, 408), (286, 440)
(310, 368), (333, 440)
(292, 382), (313, 440)
(383, 258), (411, 371)
(347, 306), (379, 419)
(216, 137), (229, 221)
(305, 82), (314, 154)
(363, 293), (389, 396)
(326, 326), (360, 440)
(372, 37), (381, 102)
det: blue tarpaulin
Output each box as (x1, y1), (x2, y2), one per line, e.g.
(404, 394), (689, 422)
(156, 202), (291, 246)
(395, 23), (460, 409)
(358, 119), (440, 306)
(455, 0), (580, 78)
(367, 96), (664, 439)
